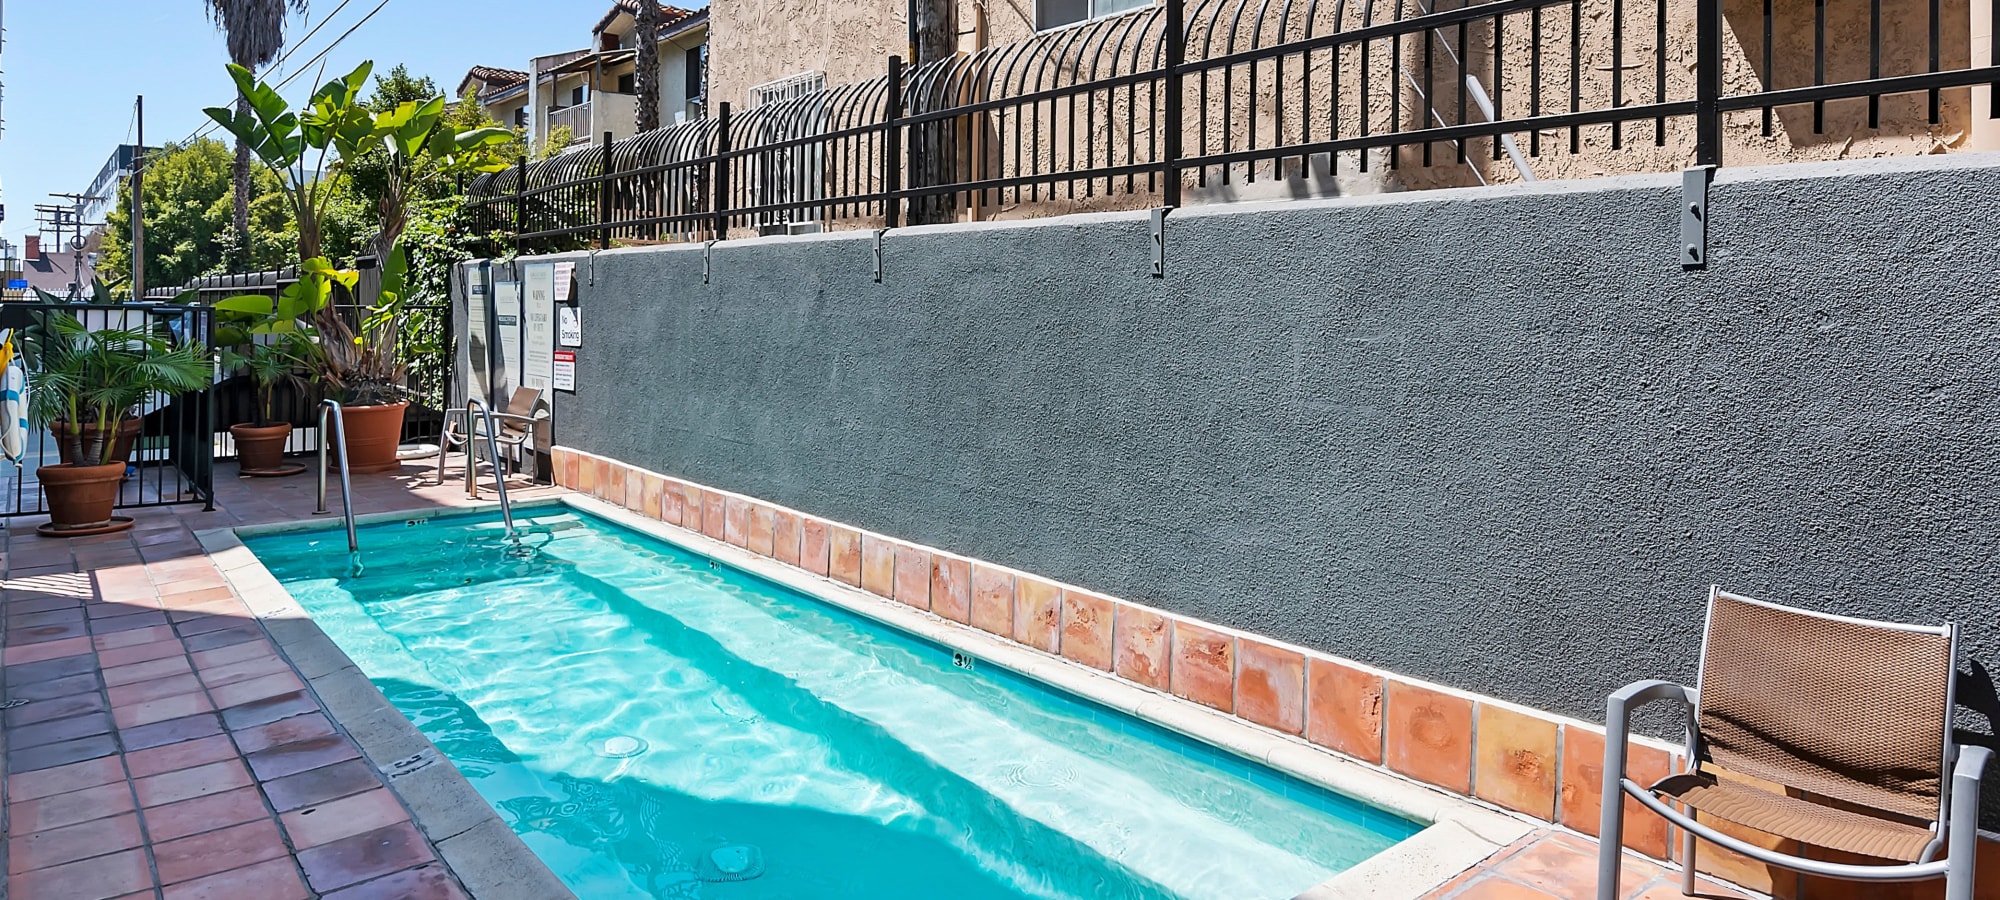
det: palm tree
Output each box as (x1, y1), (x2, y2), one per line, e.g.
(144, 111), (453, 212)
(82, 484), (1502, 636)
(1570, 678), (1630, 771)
(634, 1), (661, 133)
(206, 0), (308, 268)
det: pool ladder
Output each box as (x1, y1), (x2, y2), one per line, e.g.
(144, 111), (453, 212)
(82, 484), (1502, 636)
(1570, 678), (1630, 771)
(314, 400), (359, 553)
(463, 399), (520, 543)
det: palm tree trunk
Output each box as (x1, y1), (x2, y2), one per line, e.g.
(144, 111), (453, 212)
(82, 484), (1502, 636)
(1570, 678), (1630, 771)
(233, 96), (253, 267)
(636, 2), (661, 133)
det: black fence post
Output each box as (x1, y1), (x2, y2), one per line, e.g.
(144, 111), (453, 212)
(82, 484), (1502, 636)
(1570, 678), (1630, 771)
(513, 156), (528, 257)
(1162, 0), (1185, 208)
(885, 56), (904, 229)
(714, 103), (733, 240)
(600, 132), (615, 251)
(1694, 0), (1722, 166)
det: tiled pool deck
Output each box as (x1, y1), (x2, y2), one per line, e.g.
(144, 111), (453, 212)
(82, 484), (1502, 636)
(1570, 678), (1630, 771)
(0, 456), (1732, 900)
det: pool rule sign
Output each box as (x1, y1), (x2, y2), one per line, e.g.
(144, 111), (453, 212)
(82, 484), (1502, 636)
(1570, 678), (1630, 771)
(521, 263), (557, 392)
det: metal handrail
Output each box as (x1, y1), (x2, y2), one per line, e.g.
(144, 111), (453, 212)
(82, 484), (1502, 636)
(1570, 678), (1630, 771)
(314, 400), (358, 553)
(464, 399), (518, 540)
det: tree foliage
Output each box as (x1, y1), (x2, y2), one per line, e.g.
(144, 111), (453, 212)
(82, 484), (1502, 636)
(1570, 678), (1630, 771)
(100, 138), (292, 293)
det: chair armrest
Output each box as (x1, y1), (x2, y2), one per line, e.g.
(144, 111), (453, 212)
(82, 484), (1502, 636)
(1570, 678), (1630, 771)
(1955, 744), (1991, 783)
(1607, 679), (1697, 726)
(487, 412), (546, 425)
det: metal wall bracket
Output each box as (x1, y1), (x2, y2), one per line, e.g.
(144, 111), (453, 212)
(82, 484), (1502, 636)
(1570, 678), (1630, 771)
(703, 240), (716, 284)
(1681, 166), (1715, 270)
(873, 229), (886, 283)
(1150, 207), (1169, 278)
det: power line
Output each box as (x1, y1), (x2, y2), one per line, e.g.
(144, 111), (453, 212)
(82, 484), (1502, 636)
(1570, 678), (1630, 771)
(134, 0), (391, 174)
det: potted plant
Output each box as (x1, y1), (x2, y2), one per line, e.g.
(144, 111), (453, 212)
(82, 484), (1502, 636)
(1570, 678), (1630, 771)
(26, 314), (210, 535)
(222, 333), (318, 474)
(29, 282), (148, 466)
(208, 62), (508, 473)
(216, 273), (331, 476)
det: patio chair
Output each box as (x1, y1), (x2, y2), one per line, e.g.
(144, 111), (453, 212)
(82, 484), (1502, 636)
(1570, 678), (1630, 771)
(436, 388), (548, 486)
(1598, 587), (1988, 900)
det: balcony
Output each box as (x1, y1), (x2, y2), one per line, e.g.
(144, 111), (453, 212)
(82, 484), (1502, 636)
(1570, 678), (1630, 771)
(545, 92), (639, 145)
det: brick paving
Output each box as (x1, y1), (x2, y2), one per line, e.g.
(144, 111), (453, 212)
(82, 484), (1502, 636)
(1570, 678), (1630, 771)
(1, 455), (552, 900)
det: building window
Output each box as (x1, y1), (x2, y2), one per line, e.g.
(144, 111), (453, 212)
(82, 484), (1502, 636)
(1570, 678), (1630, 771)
(617, 72), (635, 94)
(1036, 0), (1150, 30)
(571, 86), (587, 106)
(514, 107), (529, 128)
(687, 44), (707, 104)
(749, 71), (825, 107)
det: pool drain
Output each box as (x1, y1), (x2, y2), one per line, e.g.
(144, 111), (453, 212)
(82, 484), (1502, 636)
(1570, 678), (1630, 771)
(696, 845), (765, 883)
(593, 735), (650, 759)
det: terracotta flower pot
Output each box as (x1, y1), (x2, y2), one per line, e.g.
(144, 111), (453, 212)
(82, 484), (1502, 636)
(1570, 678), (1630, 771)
(230, 423), (296, 473)
(332, 401), (409, 475)
(50, 417), (142, 466)
(38, 462), (128, 532)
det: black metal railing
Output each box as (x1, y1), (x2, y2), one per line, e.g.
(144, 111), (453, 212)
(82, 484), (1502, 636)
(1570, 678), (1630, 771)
(470, 0), (2000, 252)
(0, 303), (216, 517)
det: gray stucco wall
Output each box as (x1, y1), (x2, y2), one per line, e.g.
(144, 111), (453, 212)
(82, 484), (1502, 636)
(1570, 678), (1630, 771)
(478, 153), (2000, 732)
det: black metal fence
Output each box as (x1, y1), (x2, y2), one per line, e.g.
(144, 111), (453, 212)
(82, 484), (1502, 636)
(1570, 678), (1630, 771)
(471, 0), (2000, 251)
(0, 304), (215, 517)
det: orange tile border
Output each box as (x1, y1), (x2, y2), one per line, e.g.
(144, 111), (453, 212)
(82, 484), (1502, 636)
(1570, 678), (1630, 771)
(827, 526), (862, 586)
(968, 564), (1015, 638)
(1558, 725), (1674, 860)
(1058, 589), (1114, 671)
(1235, 638), (1305, 735)
(1012, 577), (1062, 653)
(1111, 602), (1172, 691)
(1384, 680), (1474, 795)
(860, 535), (897, 598)
(929, 555), (972, 624)
(1170, 621), (1235, 713)
(893, 544), (932, 610)
(1305, 657), (1384, 764)
(1474, 705), (1559, 821)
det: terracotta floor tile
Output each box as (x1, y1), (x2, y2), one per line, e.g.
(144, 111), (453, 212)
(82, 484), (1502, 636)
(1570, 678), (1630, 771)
(7, 846), (152, 900)
(190, 640), (278, 670)
(181, 625), (264, 654)
(7, 755), (127, 802)
(195, 654), (292, 689)
(107, 673), (207, 708)
(113, 691), (215, 729)
(92, 625), (175, 652)
(231, 711), (336, 754)
(10, 711), (114, 750)
(207, 671), (306, 710)
(1452, 875), (1568, 900)
(154, 819), (290, 886)
(5, 690), (109, 727)
(98, 638), (187, 669)
(102, 655), (194, 688)
(217, 690), (317, 730)
(297, 821), (434, 893)
(8, 620), (89, 645)
(11, 608), (85, 630)
(91, 612), (171, 636)
(10, 671), (102, 703)
(260, 758), (382, 811)
(320, 863), (467, 900)
(134, 759), (254, 808)
(246, 734), (362, 782)
(5, 636), (93, 666)
(160, 857), (308, 900)
(280, 788), (410, 849)
(9, 733), (121, 773)
(140, 785), (274, 843)
(124, 735), (242, 779)
(120, 712), (226, 751)
(6, 781), (136, 832)
(174, 615), (245, 638)
(1494, 833), (1654, 899)
(8, 811), (145, 874)
(4, 653), (100, 686)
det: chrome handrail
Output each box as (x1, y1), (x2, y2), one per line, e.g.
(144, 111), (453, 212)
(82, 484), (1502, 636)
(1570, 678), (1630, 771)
(314, 399), (358, 553)
(464, 398), (518, 540)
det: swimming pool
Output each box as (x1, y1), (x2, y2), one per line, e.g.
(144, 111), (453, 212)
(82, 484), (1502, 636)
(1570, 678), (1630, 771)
(245, 507), (1422, 900)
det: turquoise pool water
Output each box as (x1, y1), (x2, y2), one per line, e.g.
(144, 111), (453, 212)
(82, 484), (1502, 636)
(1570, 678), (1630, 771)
(245, 508), (1419, 900)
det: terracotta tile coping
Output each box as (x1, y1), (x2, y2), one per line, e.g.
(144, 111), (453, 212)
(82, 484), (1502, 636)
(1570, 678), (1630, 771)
(197, 521), (577, 900)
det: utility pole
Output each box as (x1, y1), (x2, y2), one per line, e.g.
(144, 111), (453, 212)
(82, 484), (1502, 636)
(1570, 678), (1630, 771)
(906, 0), (956, 225)
(132, 95), (145, 301)
(34, 195), (99, 300)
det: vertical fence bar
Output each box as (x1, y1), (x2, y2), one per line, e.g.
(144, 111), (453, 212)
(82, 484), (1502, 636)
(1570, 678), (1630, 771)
(600, 132), (615, 250)
(513, 156), (528, 257)
(1695, 0), (1723, 166)
(714, 103), (733, 240)
(1163, 0), (1185, 208)
(885, 57), (905, 229)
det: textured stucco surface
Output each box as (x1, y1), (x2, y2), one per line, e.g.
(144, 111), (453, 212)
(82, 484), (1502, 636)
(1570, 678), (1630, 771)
(482, 152), (2000, 731)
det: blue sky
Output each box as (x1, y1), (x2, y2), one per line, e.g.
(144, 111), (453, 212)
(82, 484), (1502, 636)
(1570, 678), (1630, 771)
(0, 0), (699, 245)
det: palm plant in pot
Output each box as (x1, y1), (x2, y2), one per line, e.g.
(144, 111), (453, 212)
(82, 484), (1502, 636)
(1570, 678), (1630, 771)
(208, 61), (508, 473)
(27, 314), (211, 535)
